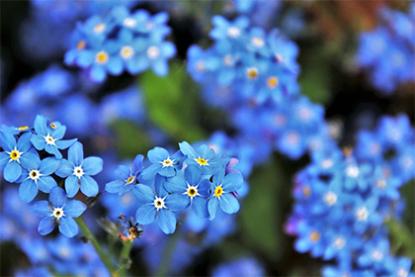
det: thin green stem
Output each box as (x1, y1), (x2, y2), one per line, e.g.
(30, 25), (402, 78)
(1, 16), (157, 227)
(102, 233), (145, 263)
(118, 240), (134, 277)
(75, 217), (117, 275)
(154, 231), (180, 277)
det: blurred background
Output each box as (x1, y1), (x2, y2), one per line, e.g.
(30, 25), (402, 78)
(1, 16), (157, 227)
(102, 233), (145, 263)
(0, 0), (414, 276)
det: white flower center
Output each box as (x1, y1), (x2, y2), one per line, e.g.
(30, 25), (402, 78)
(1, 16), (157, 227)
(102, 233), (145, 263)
(73, 166), (84, 178)
(346, 165), (359, 178)
(120, 46), (135, 59)
(93, 23), (106, 34)
(196, 60), (205, 72)
(123, 17), (137, 28)
(251, 36), (264, 48)
(184, 184), (199, 199)
(333, 236), (346, 249)
(44, 134), (56, 145)
(223, 55), (234, 66)
(147, 46), (160, 59)
(153, 196), (166, 211)
(227, 27), (241, 38)
(324, 191), (337, 206)
(321, 159), (333, 169)
(161, 158), (174, 168)
(52, 207), (65, 220)
(397, 267), (408, 277)
(371, 250), (383, 261)
(28, 170), (41, 182)
(356, 207), (369, 221)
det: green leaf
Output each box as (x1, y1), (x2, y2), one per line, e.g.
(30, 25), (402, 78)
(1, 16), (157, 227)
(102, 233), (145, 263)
(239, 157), (288, 260)
(110, 120), (152, 158)
(387, 219), (415, 261)
(140, 63), (206, 142)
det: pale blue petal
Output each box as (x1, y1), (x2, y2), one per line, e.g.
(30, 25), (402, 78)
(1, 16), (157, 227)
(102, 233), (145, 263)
(80, 175), (99, 197)
(50, 186), (67, 206)
(82, 157), (103, 176)
(56, 159), (74, 178)
(56, 138), (77, 150)
(38, 176), (57, 193)
(31, 200), (51, 216)
(19, 180), (38, 203)
(165, 194), (189, 211)
(219, 194), (240, 214)
(68, 142), (84, 165)
(20, 152), (40, 170)
(59, 217), (79, 238)
(105, 180), (124, 194)
(65, 176), (79, 198)
(208, 198), (219, 220)
(39, 158), (60, 175)
(136, 204), (156, 225)
(164, 175), (186, 193)
(133, 184), (154, 204)
(4, 161), (22, 182)
(192, 197), (208, 218)
(30, 135), (46, 150)
(38, 217), (56, 235)
(147, 147), (169, 163)
(157, 209), (176, 234)
(178, 141), (197, 158)
(33, 115), (47, 135)
(64, 200), (87, 217)
(222, 173), (243, 192)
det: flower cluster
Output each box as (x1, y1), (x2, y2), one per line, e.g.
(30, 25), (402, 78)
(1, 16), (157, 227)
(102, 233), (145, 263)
(356, 3), (415, 94)
(65, 6), (175, 82)
(287, 114), (415, 276)
(105, 141), (244, 234)
(0, 115), (103, 237)
(187, 15), (299, 105)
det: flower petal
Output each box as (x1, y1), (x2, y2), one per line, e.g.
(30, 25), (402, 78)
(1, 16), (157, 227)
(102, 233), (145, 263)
(56, 159), (74, 178)
(20, 152), (41, 171)
(164, 175), (186, 193)
(105, 180), (124, 194)
(65, 175), (80, 198)
(136, 204), (156, 225)
(64, 200), (87, 217)
(82, 157), (103, 176)
(222, 173), (243, 192)
(38, 176), (57, 193)
(208, 198), (219, 220)
(58, 217), (79, 238)
(179, 141), (197, 158)
(219, 193), (240, 214)
(165, 194), (189, 211)
(68, 142), (84, 165)
(4, 161), (22, 182)
(133, 184), (154, 204)
(38, 217), (56, 235)
(30, 135), (46, 150)
(56, 138), (77, 150)
(31, 200), (51, 216)
(147, 147), (169, 163)
(157, 209), (176, 234)
(80, 175), (99, 197)
(19, 180), (38, 203)
(50, 186), (67, 206)
(39, 158), (60, 175)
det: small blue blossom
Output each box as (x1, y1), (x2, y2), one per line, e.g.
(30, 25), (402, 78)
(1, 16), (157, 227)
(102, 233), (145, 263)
(179, 141), (222, 175)
(141, 147), (182, 179)
(32, 187), (87, 238)
(56, 142), (103, 197)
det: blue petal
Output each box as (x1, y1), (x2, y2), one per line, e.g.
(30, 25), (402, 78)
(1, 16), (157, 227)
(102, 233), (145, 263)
(82, 157), (103, 176)
(164, 175), (186, 193)
(159, 166), (176, 177)
(165, 194), (189, 211)
(38, 176), (57, 193)
(136, 204), (156, 225)
(64, 200), (87, 217)
(157, 209), (176, 234)
(90, 66), (106, 82)
(222, 173), (243, 192)
(4, 161), (22, 182)
(133, 184), (154, 204)
(39, 158), (60, 175)
(19, 180), (38, 203)
(140, 163), (160, 180)
(51, 125), (66, 140)
(185, 165), (202, 185)
(59, 217), (79, 238)
(105, 180), (124, 194)
(33, 115), (47, 136)
(192, 197), (208, 218)
(65, 175), (80, 198)
(30, 135), (46, 150)
(20, 152), (41, 171)
(56, 159), (74, 178)
(38, 217), (56, 236)
(107, 57), (123, 75)
(50, 186), (67, 207)
(17, 132), (33, 152)
(152, 60), (168, 76)
(0, 129), (16, 151)
(45, 144), (62, 159)
(179, 141), (197, 158)
(68, 142), (84, 165)
(80, 175), (99, 197)
(0, 152), (8, 169)
(31, 200), (51, 216)
(147, 147), (169, 163)
(208, 198), (219, 220)
(219, 194), (240, 214)
(56, 138), (77, 150)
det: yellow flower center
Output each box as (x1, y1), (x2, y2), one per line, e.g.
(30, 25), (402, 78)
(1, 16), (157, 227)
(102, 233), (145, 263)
(302, 186), (311, 197)
(77, 40), (86, 50)
(18, 126), (29, 131)
(185, 185), (198, 199)
(95, 51), (109, 64)
(267, 76), (279, 89)
(120, 46), (135, 59)
(52, 207), (65, 220)
(44, 134), (56, 145)
(309, 231), (320, 242)
(125, 176), (136, 185)
(195, 157), (209, 166)
(9, 149), (21, 161)
(246, 67), (259, 80)
(213, 185), (224, 198)
(161, 158), (174, 168)
(49, 122), (57, 129)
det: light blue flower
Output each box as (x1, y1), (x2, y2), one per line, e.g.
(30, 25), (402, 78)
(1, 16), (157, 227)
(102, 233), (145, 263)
(56, 142), (103, 198)
(32, 186), (86, 238)
(18, 152), (60, 203)
(141, 147), (182, 179)
(207, 170), (243, 220)
(30, 115), (77, 159)
(179, 141), (222, 175)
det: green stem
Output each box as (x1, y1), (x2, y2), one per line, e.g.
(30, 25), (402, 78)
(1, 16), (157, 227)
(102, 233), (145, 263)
(75, 217), (117, 275)
(118, 240), (134, 277)
(154, 231), (180, 277)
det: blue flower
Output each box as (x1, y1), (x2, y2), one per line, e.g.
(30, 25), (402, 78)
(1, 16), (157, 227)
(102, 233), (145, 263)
(134, 177), (187, 234)
(56, 142), (103, 197)
(30, 115), (77, 159)
(32, 186), (86, 238)
(18, 152), (60, 203)
(0, 131), (33, 182)
(165, 165), (210, 217)
(141, 147), (182, 179)
(105, 154), (144, 195)
(179, 141), (222, 175)
(207, 170), (243, 220)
